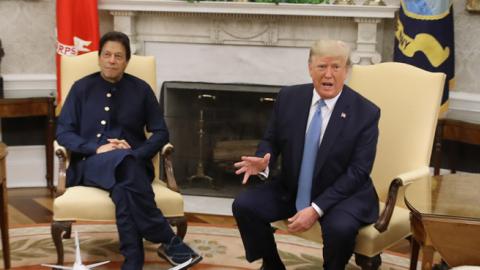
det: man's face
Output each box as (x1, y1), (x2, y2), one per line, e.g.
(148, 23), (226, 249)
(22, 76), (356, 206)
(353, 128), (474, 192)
(308, 55), (348, 99)
(99, 41), (128, 83)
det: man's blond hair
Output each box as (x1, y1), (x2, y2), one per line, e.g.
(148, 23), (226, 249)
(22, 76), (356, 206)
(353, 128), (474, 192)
(309, 40), (351, 66)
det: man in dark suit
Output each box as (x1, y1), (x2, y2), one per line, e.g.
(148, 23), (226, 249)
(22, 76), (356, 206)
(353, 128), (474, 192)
(56, 31), (201, 270)
(232, 40), (380, 270)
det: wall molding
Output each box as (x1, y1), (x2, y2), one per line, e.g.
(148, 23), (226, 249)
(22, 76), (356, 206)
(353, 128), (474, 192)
(448, 91), (480, 124)
(4, 145), (56, 188)
(3, 74), (56, 98)
(3, 74), (480, 117)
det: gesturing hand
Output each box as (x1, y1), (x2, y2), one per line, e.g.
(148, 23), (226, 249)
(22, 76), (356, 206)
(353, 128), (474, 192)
(234, 153), (271, 184)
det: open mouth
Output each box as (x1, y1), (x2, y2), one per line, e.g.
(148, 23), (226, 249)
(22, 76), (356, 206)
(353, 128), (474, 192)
(321, 82), (334, 88)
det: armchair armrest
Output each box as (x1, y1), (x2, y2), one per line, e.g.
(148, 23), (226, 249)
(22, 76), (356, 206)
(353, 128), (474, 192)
(54, 140), (69, 197)
(55, 141), (180, 196)
(395, 166), (430, 186)
(160, 143), (179, 192)
(374, 166), (430, 232)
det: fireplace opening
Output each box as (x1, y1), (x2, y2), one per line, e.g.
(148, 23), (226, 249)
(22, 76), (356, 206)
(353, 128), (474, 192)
(161, 81), (281, 198)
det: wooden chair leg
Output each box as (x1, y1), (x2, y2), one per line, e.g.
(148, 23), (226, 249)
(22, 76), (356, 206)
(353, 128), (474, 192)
(176, 218), (187, 240)
(355, 253), (381, 270)
(0, 181), (10, 269)
(51, 221), (73, 265)
(421, 245), (435, 270)
(409, 236), (420, 270)
(169, 216), (188, 240)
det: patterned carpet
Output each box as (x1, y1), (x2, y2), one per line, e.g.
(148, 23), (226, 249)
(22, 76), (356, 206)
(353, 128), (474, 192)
(3, 223), (411, 270)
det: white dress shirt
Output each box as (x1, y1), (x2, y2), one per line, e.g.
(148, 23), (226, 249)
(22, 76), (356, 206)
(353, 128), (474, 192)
(307, 89), (341, 217)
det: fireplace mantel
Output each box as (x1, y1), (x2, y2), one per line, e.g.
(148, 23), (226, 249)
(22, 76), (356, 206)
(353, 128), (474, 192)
(99, 0), (399, 65)
(98, 0), (398, 18)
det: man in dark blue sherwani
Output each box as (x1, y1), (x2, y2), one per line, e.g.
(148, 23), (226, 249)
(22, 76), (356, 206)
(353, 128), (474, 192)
(56, 31), (202, 270)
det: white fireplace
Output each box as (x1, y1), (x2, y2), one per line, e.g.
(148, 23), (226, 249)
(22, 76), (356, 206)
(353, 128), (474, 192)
(99, 0), (399, 214)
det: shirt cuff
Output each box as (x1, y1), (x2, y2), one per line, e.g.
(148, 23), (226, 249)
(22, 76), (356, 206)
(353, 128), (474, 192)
(311, 203), (324, 217)
(258, 166), (270, 181)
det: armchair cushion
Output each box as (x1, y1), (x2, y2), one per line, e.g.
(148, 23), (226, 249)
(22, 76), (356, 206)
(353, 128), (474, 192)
(272, 202), (411, 257)
(353, 203), (411, 257)
(53, 179), (184, 222)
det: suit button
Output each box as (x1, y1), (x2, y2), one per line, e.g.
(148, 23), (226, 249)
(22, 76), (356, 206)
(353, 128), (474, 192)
(96, 133), (102, 138)
(106, 93), (112, 98)
(101, 120), (106, 125)
(104, 106), (110, 111)
(82, 157), (86, 161)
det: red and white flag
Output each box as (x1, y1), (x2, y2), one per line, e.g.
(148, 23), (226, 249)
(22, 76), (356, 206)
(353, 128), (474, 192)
(56, 0), (99, 107)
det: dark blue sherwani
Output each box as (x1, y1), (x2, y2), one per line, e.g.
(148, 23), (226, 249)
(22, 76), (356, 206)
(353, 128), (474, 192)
(56, 72), (176, 270)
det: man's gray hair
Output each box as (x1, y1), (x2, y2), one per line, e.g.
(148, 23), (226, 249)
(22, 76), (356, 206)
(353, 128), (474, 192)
(309, 40), (351, 66)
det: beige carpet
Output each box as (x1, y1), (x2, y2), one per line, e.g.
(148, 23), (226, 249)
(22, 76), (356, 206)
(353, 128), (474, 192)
(2, 223), (411, 269)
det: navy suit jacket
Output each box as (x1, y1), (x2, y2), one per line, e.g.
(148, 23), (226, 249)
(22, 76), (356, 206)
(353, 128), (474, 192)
(257, 83), (380, 223)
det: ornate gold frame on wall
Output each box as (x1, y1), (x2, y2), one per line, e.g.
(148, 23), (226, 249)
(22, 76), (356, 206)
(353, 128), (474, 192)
(467, 0), (480, 12)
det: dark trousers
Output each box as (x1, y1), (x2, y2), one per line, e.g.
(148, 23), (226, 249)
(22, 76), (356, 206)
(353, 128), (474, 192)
(232, 183), (364, 270)
(84, 155), (175, 270)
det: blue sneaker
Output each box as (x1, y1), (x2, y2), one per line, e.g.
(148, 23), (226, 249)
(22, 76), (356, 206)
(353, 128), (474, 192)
(157, 236), (202, 268)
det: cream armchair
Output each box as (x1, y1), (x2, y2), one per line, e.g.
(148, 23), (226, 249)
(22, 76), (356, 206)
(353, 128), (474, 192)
(52, 51), (186, 265)
(273, 62), (445, 269)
